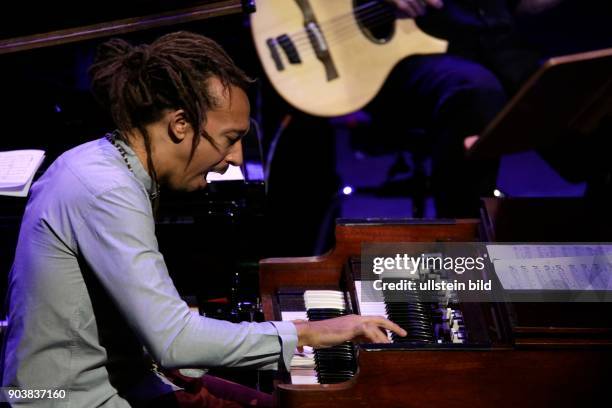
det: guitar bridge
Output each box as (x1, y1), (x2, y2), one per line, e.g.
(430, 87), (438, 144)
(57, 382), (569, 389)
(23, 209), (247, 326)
(266, 38), (284, 71)
(294, 0), (338, 81)
(277, 34), (301, 64)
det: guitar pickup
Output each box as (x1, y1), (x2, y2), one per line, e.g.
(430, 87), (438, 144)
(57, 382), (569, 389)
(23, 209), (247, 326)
(266, 38), (284, 71)
(276, 34), (301, 64)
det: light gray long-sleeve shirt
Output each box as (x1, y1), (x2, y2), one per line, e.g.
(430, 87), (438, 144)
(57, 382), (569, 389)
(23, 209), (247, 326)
(0, 137), (297, 407)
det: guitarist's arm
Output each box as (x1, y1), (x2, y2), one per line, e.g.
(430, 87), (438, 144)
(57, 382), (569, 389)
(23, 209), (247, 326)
(385, 0), (457, 41)
(401, 1), (557, 41)
(385, 0), (443, 18)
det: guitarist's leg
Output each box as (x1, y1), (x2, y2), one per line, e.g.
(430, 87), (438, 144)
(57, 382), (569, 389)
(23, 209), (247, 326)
(367, 54), (507, 218)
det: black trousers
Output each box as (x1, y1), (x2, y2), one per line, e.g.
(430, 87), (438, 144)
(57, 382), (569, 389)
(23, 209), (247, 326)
(367, 53), (513, 218)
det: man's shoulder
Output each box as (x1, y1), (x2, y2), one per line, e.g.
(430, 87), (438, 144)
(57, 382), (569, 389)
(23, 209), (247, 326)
(25, 137), (150, 227)
(58, 138), (143, 198)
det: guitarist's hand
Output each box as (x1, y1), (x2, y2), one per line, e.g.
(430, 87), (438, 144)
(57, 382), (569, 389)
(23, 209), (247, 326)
(464, 135), (479, 151)
(386, 0), (444, 18)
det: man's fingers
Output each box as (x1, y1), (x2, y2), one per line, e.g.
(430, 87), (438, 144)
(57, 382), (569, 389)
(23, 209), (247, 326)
(299, 315), (407, 347)
(394, 0), (418, 18)
(410, 0), (426, 15)
(464, 135), (479, 151)
(362, 323), (391, 344)
(375, 326), (392, 343)
(369, 316), (408, 337)
(404, 1), (423, 17)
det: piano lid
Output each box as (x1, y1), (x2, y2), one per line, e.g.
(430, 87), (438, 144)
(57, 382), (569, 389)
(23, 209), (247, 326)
(0, 0), (255, 54)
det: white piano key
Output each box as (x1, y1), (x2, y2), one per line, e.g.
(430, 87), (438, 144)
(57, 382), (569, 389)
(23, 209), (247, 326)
(290, 372), (320, 385)
(304, 290), (346, 312)
(355, 281), (392, 341)
(281, 311), (308, 322)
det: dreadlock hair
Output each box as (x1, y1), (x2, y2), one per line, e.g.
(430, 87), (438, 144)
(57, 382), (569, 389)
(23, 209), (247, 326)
(89, 31), (252, 186)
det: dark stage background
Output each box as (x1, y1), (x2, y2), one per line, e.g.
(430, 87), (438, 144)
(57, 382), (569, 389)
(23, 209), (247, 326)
(1, 0), (611, 314)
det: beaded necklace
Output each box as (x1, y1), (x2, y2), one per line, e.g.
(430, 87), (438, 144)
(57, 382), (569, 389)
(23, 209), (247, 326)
(105, 131), (160, 201)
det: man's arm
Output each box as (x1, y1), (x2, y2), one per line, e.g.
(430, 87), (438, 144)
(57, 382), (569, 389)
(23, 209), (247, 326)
(77, 186), (405, 370)
(76, 185), (298, 369)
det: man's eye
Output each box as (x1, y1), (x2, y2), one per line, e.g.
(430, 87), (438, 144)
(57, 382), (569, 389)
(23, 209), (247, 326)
(227, 135), (240, 145)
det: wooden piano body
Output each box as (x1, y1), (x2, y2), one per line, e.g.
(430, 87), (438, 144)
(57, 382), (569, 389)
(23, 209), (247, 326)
(260, 200), (612, 407)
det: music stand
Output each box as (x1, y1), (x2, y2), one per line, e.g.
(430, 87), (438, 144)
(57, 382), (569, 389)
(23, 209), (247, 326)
(468, 47), (612, 159)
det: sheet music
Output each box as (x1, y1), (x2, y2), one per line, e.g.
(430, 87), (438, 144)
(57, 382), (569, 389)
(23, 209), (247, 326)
(487, 244), (612, 261)
(0, 173), (37, 197)
(0, 150), (45, 187)
(492, 255), (612, 291)
(0, 149), (45, 197)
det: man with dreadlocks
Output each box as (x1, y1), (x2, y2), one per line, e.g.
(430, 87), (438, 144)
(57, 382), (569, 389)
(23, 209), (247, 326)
(0, 32), (405, 407)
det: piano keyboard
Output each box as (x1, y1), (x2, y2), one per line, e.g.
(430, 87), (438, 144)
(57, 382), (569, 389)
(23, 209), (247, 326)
(280, 254), (470, 384)
(355, 280), (467, 344)
(302, 290), (358, 384)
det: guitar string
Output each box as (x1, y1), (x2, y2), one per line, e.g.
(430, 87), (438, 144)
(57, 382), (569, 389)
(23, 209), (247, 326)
(286, 9), (398, 60)
(263, 1), (388, 49)
(261, 3), (434, 72)
(279, 18), (400, 69)
(286, 0), (385, 41)
(292, 11), (395, 52)
(286, 2), (394, 48)
(262, 11), (398, 112)
(282, 8), (396, 59)
(301, 12), (397, 51)
(286, 16), (412, 65)
(316, 1), (392, 36)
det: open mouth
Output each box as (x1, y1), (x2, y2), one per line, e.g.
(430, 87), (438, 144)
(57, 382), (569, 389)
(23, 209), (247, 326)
(211, 166), (229, 175)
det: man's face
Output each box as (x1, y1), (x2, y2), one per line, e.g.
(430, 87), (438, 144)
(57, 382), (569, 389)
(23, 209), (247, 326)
(163, 77), (251, 191)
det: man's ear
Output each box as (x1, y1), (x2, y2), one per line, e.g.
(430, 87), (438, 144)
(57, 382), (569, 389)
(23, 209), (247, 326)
(167, 109), (190, 144)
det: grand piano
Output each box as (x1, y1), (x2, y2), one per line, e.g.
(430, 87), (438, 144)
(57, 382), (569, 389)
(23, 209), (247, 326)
(260, 198), (612, 407)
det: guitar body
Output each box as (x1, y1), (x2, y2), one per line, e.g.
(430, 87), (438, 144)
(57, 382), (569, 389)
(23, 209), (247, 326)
(251, 0), (447, 117)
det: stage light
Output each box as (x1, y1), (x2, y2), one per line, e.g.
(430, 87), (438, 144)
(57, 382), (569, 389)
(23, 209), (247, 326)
(342, 186), (353, 195)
